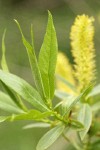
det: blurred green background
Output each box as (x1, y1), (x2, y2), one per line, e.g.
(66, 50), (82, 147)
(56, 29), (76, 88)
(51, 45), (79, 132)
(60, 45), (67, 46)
(0, 0), (100, 149)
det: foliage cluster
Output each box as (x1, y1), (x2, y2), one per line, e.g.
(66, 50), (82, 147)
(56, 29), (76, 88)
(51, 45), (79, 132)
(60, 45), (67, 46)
(0, 11), (100, 150)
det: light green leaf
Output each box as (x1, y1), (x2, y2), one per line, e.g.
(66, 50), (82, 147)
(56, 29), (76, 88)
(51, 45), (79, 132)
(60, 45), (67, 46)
(8, 110), (52, 121)
(0, 69), (49, 112)
(38, 11), (58, 101)
(1, 81), (27, 111)
(78, 103), (92, 140)
(36, 123), (65, 150)
(1, 29), (9, 72)
(88, 84), (100, 97)
(14, 20), (46, 101)
(69, 119), (84, 131)
(0, 91), (24, 113)
(63, 84), (93, 116)
(23, 122), (50, 129)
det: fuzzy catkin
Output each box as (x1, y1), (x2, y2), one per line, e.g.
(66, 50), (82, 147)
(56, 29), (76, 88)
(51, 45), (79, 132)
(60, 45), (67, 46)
(70, 15), (96, 92)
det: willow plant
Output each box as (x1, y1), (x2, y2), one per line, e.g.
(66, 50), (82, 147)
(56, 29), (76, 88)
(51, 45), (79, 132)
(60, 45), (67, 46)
(0, 12), (100, 150)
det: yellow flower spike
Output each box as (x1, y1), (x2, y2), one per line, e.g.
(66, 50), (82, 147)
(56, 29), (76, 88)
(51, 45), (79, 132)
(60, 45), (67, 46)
(56, 52), (75, 94)
(70, 15), (96, 92)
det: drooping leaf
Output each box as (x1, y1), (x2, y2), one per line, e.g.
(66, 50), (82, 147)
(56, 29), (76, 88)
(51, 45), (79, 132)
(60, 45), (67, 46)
(88, 84), (100, 97)
(1, 29), (9, 72)
(14, 20), (46, 101)
(0, 91), (24, 113)
(38, 11), (58, 101)
(23, 122), (50, 129)
(77, 103), (92, 140)
(36, 123), (65, 150)
(0, 69), (49, 112)
(8, 110), (52, 121)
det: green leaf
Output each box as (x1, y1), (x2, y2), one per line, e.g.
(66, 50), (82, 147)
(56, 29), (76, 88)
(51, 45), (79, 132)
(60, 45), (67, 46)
(1, 81), (27, 111)
(0, 91), (24, 113)
(0, 69), (49, 112)
(77, 103), (92, 140)
(1, 29), (9, 72)
(38, 11), (58, 101)
(36, 123), (65, 150)
(88, 84), (100, 97)
(69, 119), (84, 131)
(8, 110), (52, 121)
(63, 85), (94, 116)
(14, 20), (46, 101)
(23, 122), (50, 129)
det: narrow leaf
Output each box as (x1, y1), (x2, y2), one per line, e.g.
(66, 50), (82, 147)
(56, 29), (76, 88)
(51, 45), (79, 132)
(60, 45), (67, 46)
(36, 123), (65, 150)
(8, 110), (51, 121)
(0, 70), (49, 112)
(69, 119), (84, 131)
(63, 84), (94, 116)
(23, 122), (50, 129)
(38, 11), (58, 101)
(1, 29), (9, 72)
(14, 20), (46, 101)
(78, 103), (92, 140)
(1, 81), (27, 111)
(0, 91), (24, 113)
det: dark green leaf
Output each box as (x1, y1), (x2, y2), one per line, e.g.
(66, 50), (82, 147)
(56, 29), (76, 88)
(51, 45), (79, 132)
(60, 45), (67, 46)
(36, 123), (65, 150)
(38, 11), (58, 101)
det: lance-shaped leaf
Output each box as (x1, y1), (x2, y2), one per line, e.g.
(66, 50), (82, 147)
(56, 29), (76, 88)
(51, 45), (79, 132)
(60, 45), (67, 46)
(36, 123), (65, 150)
(0, 70), (49, 112)
(8, 110), (52, 121)
(23, 122), (50, 129)
(38, 11), (58, 101)
(1, 29), (9, 72)
(15, 20), (46, 101)
(0, 91), (24, 113)
(78, 103), (92, 140)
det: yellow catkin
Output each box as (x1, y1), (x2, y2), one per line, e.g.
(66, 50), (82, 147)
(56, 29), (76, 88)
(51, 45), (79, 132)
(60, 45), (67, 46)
(56, 52), (75, 94)
(70, 15), (96, 92)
